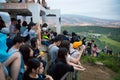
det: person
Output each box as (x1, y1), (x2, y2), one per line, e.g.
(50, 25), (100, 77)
(60, 40), (85, 69)
(51, 48), (84, 80)
(92, 44), (99, 57)
(23, 58), (41, 80)
(48, 36), (62, 64)
(8, 35), (23, 55)
(82, 37), (86, 45)
(19, 44), (34, 67)
(30, 38), (40, 57)
(70, 41), (85, 64)
(86, 41), (92, 56)
(9, 18), (18, 40)
(61, 30), (69, 41)
(22, 22), (36, 42)
(0, 19), (21, 80)
(20, 21), (27, 34)
(42, 0), (50, 9)
(70, 32), (80, 43)
(0, 62), (6, 80)
(7, 35), (24, 80)
(38, 60), (53, 80)
(0, 34), (21, 80)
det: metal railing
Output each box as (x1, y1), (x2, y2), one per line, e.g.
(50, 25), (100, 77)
(61, 71), (78, 80)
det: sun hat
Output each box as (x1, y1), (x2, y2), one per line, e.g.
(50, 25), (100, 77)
(72, 41), (82, 49)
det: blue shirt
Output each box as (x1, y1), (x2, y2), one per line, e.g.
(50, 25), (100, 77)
(0, 33), (10, 63)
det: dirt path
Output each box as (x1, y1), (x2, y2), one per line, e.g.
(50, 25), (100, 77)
(79, 63), (115, 80)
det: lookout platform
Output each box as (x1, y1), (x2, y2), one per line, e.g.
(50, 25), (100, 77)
(0, 2), (61, 33)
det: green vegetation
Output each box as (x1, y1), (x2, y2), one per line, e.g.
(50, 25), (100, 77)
(99, 37), (120, 52)
(60, 26), (120, 80)
(81, 53), (120, 80)
(61, 26), (120, 42)
(61, 26), (120, 53)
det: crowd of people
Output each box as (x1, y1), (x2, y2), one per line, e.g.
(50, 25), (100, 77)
(0, 16), (87, 80)
(1, 15), (112, 80)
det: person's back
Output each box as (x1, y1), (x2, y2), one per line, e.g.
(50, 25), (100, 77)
(52, 48), (74, 80)
(48, 36), (61, 64)
(48, 44), (59, 64)
(53, 59), (74, 80)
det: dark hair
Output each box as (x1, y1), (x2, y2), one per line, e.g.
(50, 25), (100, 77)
(63, 30), (68, 35)
(71, 36), (80, 43)
(42, 23), (48, 28)
(0, 19), (6, 30)
(53, 35), (62, 42)
(27, 58), (40, 71)
(71, 32), (77, 37)
(94, 44), (97, 48)
(58, 48), (68, 64)
(60, 40), (70, 51)
(19, 44), (32, 65)
(11, 18), (17, 22)
(22, 21), (27, 26)
(53, 31), (57, 37)
(30, 38), (37, 48)
(23, 58), (40, 80)
(12, 35), (23, 45)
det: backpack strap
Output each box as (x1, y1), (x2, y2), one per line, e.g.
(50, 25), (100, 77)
(70, 50), (77, 55)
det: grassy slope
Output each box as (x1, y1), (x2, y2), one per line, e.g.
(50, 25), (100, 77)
(61, 26), (120, 53)
(99, 37), (120, 48)
(98, 37), (120, 53)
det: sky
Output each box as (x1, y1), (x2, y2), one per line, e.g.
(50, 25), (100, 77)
(46, 0), (120, 20)
(0, 0), (120, 20)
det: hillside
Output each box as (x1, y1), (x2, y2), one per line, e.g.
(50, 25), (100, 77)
(61, 14), (120, 28)
(0, 12), (120, 28)
(79, 63), (115, 80)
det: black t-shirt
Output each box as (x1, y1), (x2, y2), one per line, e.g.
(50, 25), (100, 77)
(23, 74), (46, 80)
(53, 60), (74, 80)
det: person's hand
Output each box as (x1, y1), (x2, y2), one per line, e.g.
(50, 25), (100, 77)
(81, 45), (86, 50)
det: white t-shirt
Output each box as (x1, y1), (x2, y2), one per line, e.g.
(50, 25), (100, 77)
(66, 54), (71, 62)
(70, 48), (79, 59)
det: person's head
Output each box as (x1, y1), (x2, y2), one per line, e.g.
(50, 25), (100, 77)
(71, 32), (77, 37)
(60, 40), (70, 51)
(28, 22), (36, 31)
(12, 35), (23, 47)
(53, 35), (62, 46)
(30, 17), (33, 22)
(11, 18), (18, 26)
(22, 21), (27, 27)
(38, 61), (44, 74)
(82, 37), (86, 41)
(30, 38), (38, 48)
(94, 44), (97, 48)
(63, 30), (68, 35)
(72, 41), (82, 49)
(57, 47), (68, 64)
(17, 19), (21, 24)
(26, 58), (40, 74)
(53, 31), (57, 37)
(0, 19), (6, 30)
(19, 44), (33, 65)
(42, 23), (48, 28)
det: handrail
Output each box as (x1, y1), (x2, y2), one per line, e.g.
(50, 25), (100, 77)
(60, 71), (78, 80)
(60, 72), (70, 80)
